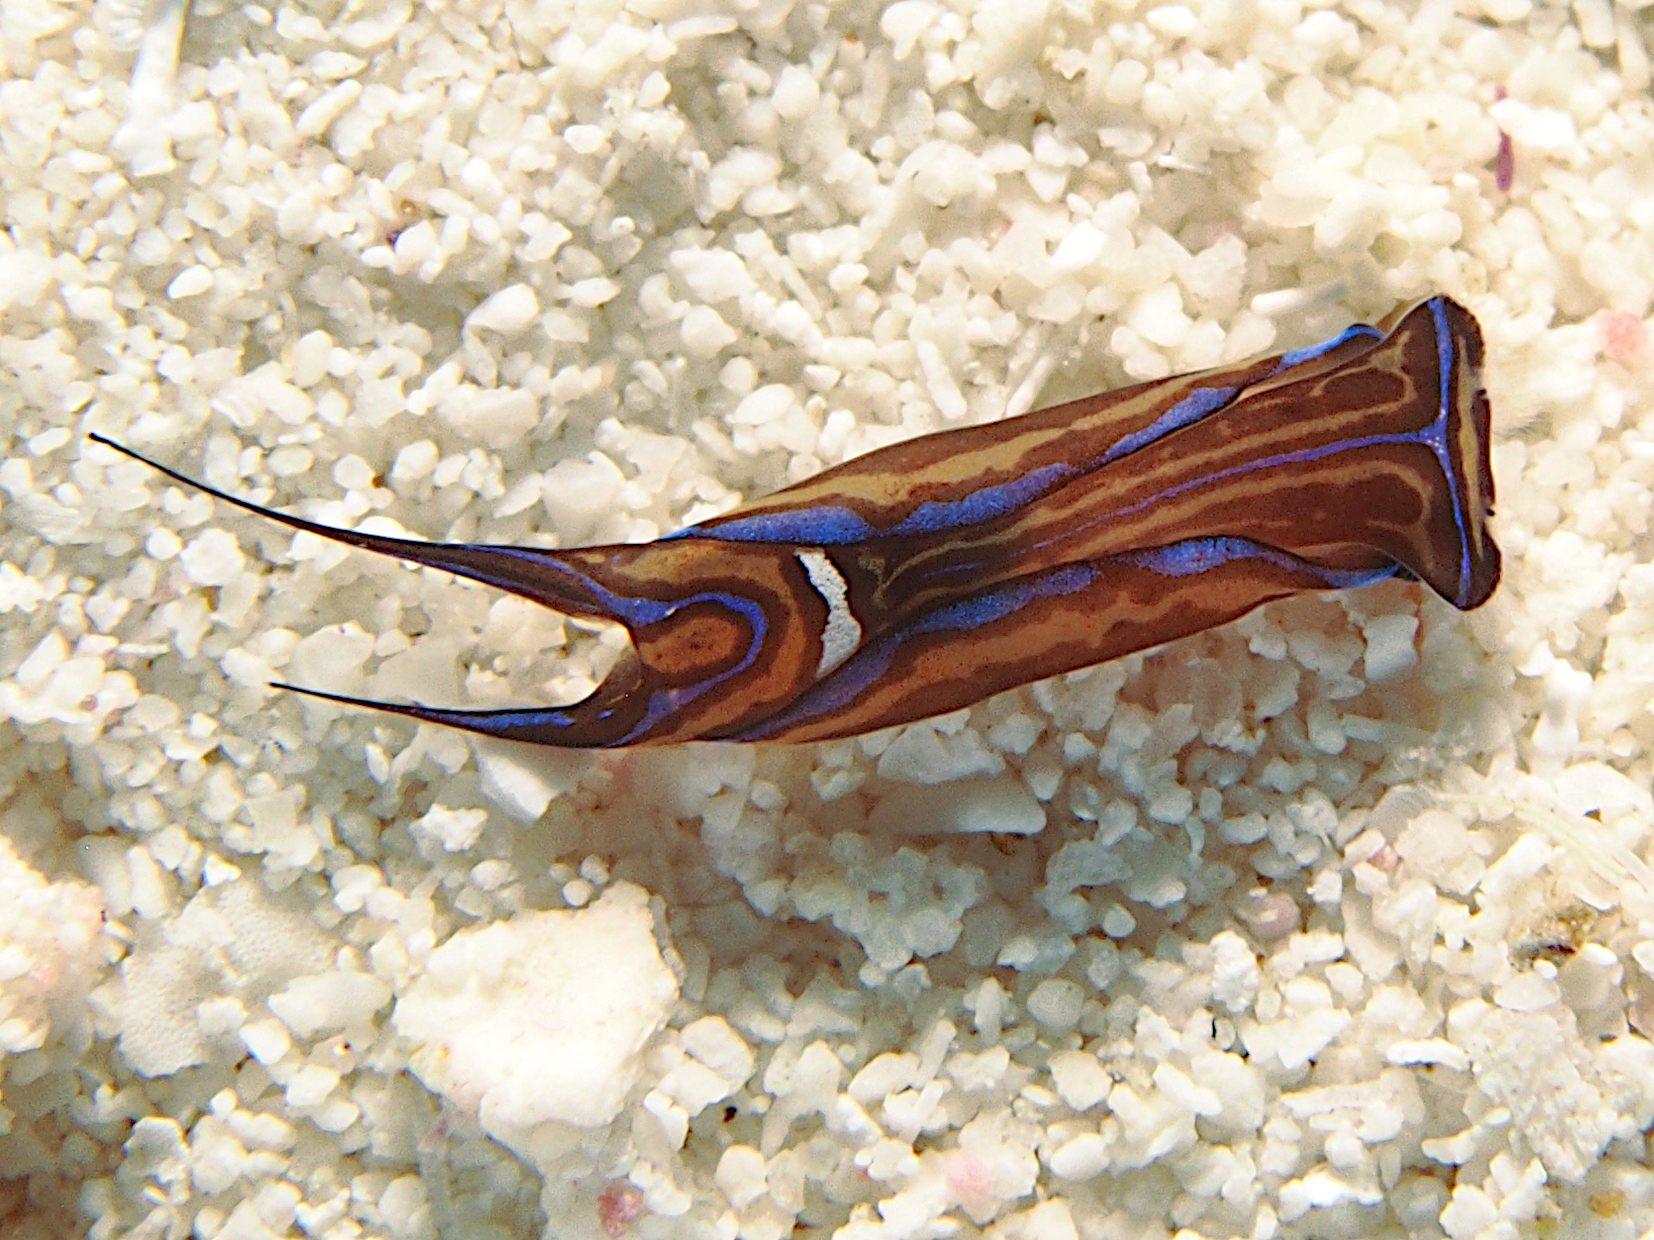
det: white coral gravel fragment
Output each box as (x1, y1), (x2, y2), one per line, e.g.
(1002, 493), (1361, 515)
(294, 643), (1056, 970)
(392, 884), (677, 1131)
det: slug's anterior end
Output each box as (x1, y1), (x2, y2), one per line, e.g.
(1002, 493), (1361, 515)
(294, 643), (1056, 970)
(1425, 296), (1502, 612)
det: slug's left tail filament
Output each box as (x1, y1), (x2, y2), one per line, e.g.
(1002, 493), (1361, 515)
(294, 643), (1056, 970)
(88, 434), (629, 625)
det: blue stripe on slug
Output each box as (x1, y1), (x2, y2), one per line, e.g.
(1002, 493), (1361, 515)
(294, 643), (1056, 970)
(1123, 537), (1399, 589)
(664, 506), (879, 545)
(909, 565), (1101, 635)
(670, 462), (1082, 545)
(887, 463), (1079, 537)
(1100, 386), (1239, 466)
(1274, 323), (1384, 371)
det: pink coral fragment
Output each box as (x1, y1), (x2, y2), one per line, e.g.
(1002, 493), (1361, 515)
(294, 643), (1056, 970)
(943, 1148), (995, 1207)
(598, 1184), (646, 1237)
(1366, 843), (1399, 874)
(1493, 86), (1514, 193)
(1600, 310), (1648, 366)
(1236, 887), (1301, 940)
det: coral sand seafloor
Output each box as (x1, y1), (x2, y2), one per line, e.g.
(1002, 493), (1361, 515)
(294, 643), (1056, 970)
(3, 0), (1654, 1237)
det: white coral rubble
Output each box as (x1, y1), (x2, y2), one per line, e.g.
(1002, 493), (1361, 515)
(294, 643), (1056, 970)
(5, 0), (1654, 1235)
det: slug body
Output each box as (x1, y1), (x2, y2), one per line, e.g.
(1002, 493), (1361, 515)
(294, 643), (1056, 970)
(94, 296), (1499, 747)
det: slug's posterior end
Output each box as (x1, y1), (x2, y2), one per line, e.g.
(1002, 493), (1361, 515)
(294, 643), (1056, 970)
(93, 433), (674, 746)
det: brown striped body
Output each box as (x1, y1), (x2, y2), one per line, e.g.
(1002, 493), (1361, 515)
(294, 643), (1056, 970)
(92, 297), (1499, 747)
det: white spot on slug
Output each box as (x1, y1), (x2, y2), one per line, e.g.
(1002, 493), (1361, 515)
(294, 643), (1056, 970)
(797, 550), (862, 679)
